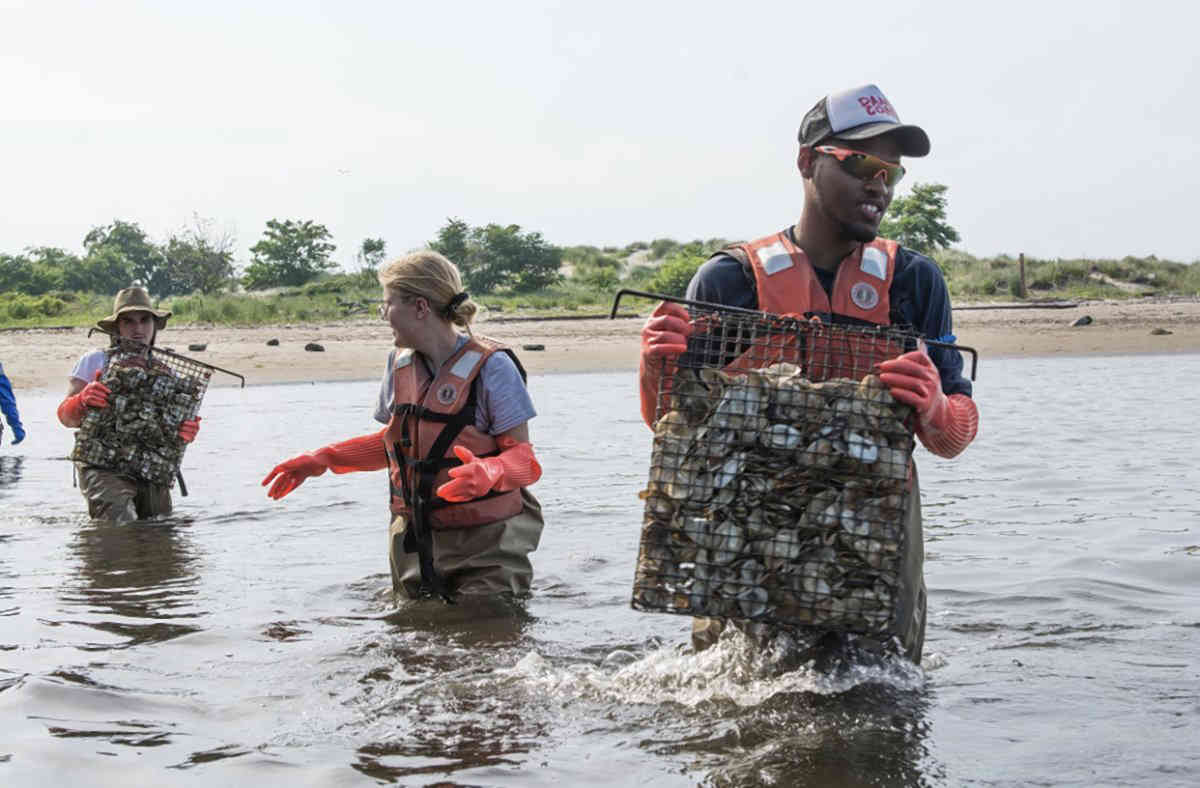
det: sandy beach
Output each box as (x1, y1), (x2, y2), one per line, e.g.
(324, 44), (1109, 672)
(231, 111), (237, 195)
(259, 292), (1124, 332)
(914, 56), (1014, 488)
(3, 298), (1198, 394)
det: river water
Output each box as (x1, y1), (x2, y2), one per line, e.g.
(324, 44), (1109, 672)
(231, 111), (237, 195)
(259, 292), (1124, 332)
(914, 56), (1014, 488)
(1, 354), (1197, 786)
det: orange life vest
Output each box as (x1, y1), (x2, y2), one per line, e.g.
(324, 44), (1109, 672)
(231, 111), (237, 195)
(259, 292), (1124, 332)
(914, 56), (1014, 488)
(383, 335), (526, 530)
(721, 231), (905, 380)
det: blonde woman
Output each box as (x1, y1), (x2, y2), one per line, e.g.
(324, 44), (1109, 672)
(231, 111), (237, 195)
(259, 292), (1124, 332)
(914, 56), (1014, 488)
(262, 251), (544, 599)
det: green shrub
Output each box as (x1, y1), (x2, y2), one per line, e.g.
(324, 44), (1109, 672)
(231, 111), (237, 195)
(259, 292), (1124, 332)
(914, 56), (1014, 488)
(622, 265), (658, 289)
(6, 296), (32, 320)
(35, 294), (67, 316)
(644, 252), (706, 298)
(648, 238), (680, 260)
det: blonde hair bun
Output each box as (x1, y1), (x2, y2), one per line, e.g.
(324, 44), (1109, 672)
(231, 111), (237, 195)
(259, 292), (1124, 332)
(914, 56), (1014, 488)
(378, 250), (478, 328)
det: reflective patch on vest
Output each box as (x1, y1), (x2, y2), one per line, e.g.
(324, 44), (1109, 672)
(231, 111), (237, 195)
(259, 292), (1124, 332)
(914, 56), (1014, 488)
(393, 349), (413, 369)
(449, 349), (483, 379)
(860, 247), (887, 280)
(436, 383), (457, 405)
(850, 281), (880, 311)
(756, 240), (794, 275)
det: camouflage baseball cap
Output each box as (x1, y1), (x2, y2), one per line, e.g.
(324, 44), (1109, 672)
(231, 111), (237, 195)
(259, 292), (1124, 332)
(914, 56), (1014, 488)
(799, 84), (930, 157)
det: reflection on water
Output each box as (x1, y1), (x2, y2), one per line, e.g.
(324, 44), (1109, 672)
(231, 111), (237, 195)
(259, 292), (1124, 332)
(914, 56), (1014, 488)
(0, 455), (22, 491)
(60, 520), (202, 649)
(0, 359), (1197, 785)
(0, 457), (25, 616)
(352, 597), (544, 782)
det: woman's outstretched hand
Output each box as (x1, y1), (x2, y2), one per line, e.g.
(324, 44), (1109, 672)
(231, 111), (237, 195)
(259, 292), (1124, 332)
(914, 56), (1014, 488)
(262, 454), (327, 500)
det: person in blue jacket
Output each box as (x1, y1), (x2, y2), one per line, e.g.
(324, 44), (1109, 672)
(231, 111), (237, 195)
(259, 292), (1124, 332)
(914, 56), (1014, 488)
(0, 362), (26, 446)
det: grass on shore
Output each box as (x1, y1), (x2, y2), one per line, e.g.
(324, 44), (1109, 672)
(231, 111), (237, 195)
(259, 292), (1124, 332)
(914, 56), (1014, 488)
(935, 250), (1200, 301)
(1, 251), (1196, 329)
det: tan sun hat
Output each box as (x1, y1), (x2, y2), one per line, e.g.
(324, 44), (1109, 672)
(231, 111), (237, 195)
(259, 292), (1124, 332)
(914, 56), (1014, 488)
(97, 286), (171, 333)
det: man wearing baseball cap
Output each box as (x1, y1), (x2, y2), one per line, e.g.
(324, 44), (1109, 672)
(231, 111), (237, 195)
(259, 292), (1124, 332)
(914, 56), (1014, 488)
(638, 84), (979, 664)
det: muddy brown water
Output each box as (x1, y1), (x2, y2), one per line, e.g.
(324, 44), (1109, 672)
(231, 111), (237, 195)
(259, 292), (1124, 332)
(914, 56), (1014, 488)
(1, 357), (1198, 786)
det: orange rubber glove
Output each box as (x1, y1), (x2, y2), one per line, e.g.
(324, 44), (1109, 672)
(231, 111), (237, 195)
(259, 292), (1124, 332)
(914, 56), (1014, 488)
(178, 416), (201, 443)
(262, 429), (389, 500)
(57, 370), (111, 426)
(436, 437), (542, 503)
(639, 301), (693, 428)
(877, 349), (978, 458)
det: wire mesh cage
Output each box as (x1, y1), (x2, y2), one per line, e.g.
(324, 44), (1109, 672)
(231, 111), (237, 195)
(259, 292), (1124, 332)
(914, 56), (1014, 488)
(71, 337), (215, 487)
(631, 299), (927, 637)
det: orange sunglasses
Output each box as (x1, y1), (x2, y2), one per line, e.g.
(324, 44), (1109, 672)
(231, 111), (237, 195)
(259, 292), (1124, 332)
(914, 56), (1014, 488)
(814, 145), (906, 187)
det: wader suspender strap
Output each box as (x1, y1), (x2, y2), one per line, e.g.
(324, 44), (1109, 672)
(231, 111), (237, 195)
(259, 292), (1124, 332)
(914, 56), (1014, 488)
(391, 406), (451, 602)
(393, 407), (451, 599)
(390, 380), (483, 603)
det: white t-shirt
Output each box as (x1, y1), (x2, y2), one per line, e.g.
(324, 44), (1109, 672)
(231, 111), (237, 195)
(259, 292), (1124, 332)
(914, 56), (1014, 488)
(373, 337), (536, 435)
(70, 350), (108, 383)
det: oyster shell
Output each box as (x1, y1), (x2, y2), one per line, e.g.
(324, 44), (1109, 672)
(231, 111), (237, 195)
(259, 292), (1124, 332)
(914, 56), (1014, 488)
(634, 322), (918, 638)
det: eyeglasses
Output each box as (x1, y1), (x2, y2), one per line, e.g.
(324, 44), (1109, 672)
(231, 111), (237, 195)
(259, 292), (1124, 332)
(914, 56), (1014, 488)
(378, 293), (422, 319)
(814, 145), (906, 187)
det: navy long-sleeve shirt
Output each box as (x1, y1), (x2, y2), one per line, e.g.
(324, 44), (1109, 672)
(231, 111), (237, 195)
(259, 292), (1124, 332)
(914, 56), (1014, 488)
(0, 362), (23, 437)
(685, 234), (972, 397)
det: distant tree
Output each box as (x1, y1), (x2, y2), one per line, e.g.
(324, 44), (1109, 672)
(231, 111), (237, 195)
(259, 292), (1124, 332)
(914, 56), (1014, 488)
(162, 217), (237, 294)
(20, 246), (99, 293)
(356, 237), (387, 271)
(0, 254), (39, 294)
(429, 218), (562, 294)
(83, 220), (166, 293)
(431, 218), (470, 267)
(878, 182), (961, 256)
(77, 247), (137, 294)
(242, 219), (337, 290)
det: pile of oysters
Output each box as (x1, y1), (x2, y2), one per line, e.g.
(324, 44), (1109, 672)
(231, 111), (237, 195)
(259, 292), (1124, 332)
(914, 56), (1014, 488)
(632, 362), (916, 636)
(72, 361), (206, 487)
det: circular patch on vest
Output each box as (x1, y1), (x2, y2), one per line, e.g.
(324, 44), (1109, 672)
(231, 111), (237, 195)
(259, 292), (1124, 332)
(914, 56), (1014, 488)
(850, 282), (880, 311)
(436, 383), (457, 405)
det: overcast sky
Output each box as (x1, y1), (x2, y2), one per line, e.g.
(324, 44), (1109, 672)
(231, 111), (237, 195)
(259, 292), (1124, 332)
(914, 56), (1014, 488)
(3, 0), (1196, 269)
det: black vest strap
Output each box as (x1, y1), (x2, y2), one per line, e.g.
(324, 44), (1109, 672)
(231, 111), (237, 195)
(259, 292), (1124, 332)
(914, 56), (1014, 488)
(393, 345), (521, 600)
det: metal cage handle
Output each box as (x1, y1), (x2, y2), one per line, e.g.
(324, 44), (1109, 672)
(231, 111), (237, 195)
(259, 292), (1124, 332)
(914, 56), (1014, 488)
(609, 287), (978, 381)
(87, 328), (246, 387)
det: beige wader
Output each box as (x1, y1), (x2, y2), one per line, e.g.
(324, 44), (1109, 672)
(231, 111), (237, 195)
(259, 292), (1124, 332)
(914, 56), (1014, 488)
(76, 464), (173, 523)
(389, 487), (544, 598)
(692, 464), (927, 664)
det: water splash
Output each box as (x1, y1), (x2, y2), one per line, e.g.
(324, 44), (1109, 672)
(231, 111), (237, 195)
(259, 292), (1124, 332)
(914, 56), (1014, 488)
(504, 628), (925, 708)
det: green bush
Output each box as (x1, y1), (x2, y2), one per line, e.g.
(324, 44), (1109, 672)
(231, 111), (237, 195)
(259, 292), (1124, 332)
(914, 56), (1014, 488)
(6, 297), (32, 320)
(35, 294), (67, 316)
(0, 292), (68, 320)
(644, 252), (706, 298)
(622, 265), (658, 289)
(648, 238), (680, 260)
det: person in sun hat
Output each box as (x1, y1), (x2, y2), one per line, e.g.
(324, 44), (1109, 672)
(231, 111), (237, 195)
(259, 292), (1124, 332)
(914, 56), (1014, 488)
(638, 84), (979, 663)
(56, 286), (202, 521)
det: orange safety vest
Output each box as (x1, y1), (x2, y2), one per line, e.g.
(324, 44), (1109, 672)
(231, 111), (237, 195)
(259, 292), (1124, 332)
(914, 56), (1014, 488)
(383, 335), (526, 530)
(722, 231), (904, 380)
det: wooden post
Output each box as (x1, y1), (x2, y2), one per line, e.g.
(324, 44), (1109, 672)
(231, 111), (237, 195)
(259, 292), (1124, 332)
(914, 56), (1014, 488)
(1018, 253), (1028, 299)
